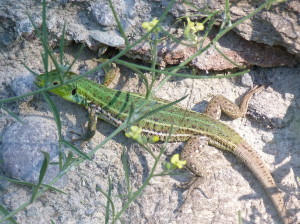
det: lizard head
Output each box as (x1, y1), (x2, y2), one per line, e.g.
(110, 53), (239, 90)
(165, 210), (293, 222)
(36, 70), (88, 106)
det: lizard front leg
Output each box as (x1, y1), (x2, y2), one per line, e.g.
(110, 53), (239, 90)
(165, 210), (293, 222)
(95, 58), (120, 87)
(71, 106), (98, 144)
(72, 61), (120, 144)
(205, 85), (264, 119)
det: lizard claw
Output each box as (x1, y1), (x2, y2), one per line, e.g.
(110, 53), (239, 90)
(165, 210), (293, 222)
(177, 176), (209, 212)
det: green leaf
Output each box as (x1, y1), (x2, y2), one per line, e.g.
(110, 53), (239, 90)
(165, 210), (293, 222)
(0, 204), (18, 224)
(105, 177), (113, 224)
(40, 90), (62, 140)
(41, 184), (66, 195)
(31, 151), (50, 202)
(0, 106), (23, 124)
(0, 176), (65, 194)
(62, 140), (91, 160)
(0, 176), (36, 187)
(59, 22), (66, 65)
(121, 148), (131, 193)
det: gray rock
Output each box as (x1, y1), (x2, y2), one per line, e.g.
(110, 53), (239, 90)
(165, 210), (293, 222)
(91, 2), (117, 27)
(0, 116), (67, 188)
(0, 0), (140, 50)
(90, 30), (125, 47)
(1, 33), (15, 47)
(162, 0), (300, 57)
(10, 73), (36, 102)
(26, 207), (38, 217)
(16, 19), (34, 37)
(240, 73), (254, 87)
(84, 207), (95, 216)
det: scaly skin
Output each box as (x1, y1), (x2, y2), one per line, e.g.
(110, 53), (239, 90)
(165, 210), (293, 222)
(36, 70), (289, 224)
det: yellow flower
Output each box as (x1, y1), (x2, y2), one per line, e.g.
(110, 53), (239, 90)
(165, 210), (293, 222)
(141, 22), (150, 30)
(187, 18), (194, 28)
(149, 135), (160, 143)
(195, 22), (204, 31)
(142, 18), (160, 32)
(125, 126), (143, 140)
(170, 153), (186, 169)
(183, 18), (204, 42)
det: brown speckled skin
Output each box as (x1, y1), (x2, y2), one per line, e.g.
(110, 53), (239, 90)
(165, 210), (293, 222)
(180, 86), (289, 224)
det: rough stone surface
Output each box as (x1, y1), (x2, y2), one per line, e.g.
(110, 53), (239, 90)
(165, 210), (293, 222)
(91, 2), (118, 27)
(240, 72), (254, 87)
(0, 116), (66, 188)
(0, 0), (298, 70)
(10, 73), (36, 102)
(0, 0), (147, 50)
(128, 29), (298, 70)
(191, 30), (298, 70)
(163, 0), (300, 56)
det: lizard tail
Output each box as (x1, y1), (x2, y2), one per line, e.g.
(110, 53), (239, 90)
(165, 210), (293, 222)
(234, 141), (289, 224)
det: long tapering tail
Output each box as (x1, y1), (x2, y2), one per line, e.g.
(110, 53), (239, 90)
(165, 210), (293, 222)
(234, 141), (289, 224)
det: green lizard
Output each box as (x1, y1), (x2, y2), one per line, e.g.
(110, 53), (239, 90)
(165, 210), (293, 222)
(36, 69), (289, 224)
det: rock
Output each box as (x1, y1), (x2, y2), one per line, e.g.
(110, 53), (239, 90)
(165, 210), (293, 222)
(91, 2), (117, 27)
(0, 0), (140, 50)
(127, 29), (297, 70)
(10, 73), (36, 102)
(0, 116), (67, 188)
(1, 0), (298, 70)
(16, 18), (34, 37)
(90, 30), (125, 47)
(240, 73), (254, 87)
(162, 0), (300, 57)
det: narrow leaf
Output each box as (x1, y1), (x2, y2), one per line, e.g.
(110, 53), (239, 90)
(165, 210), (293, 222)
(40, 184), (66, 195)
(0, 176), (36, 187)
(31, 151), (50, 202)
(66, 44), (84, 73)
(121, 148), (131, 193)
(40, 91), (62, 140)
(59, 22), (66, 65)
(0, 106), (23, 124)
(0, 204), (18, 224)
(62, 140), (91, 160)
(105, 177), (113, 224)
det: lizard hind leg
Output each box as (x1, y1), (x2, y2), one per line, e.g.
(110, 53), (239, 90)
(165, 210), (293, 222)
(179, 136), (211, 208)
(205, 85), (264, 120)
(180, 136), (209, 177)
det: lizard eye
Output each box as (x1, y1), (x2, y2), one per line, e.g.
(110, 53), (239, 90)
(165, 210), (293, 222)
(72, 89), (77, 95)
(53, 82), (59, 85)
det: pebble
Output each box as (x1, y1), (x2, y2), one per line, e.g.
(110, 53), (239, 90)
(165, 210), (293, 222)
(10, 73), (37, 102)
(85, 208), (95, 216)
(16, 19), (34, 37)
(0, 116), (67, 188)
(240, 73), (254, 87)
(91, 3), (117, 27)
(90, 30), (125, 47)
